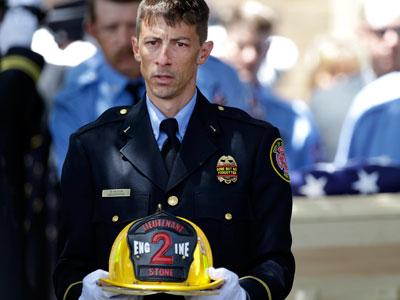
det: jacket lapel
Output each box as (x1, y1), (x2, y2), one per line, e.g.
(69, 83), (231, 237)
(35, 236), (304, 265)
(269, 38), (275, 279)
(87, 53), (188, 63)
(120, 100), (169, 191)
(166, 93), (220, 191)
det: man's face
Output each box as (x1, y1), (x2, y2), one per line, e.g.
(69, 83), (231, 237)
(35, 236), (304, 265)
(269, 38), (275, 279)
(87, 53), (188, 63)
(225, 25), (270, 84)
(87, 0), (140, 78)
(132, 17), (213, 103)
(364, 20), (400, 77)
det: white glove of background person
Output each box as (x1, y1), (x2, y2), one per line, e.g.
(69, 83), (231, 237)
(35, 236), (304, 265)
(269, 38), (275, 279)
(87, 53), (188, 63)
(186, 267), (247, 300)
(0, 7), (38, 53)
(79, 269), (141, 300)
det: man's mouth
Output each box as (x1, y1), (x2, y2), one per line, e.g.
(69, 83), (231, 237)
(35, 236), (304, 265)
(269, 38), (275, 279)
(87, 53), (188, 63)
(153, 74), (174, 84)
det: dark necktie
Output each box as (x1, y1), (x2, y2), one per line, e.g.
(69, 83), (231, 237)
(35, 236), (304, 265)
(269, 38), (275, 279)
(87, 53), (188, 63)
(160, 118), (181, 174)
(125, 82), (142, 104)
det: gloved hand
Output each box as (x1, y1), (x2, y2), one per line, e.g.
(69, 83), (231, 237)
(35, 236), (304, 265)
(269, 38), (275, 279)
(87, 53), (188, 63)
(186, 267), (248, 300)
(79, 269), (141, 300)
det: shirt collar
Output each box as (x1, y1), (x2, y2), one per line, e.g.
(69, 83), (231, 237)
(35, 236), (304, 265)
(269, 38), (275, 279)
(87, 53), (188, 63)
(147, 90), (197, 143)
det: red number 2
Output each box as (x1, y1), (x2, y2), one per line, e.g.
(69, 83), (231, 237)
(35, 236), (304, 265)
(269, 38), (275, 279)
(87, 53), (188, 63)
(150, 232), (173, 264)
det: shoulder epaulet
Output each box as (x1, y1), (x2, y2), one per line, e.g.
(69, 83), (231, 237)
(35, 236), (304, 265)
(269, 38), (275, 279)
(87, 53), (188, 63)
(214, 104), (272, 129)
(1, 47), (44, 82)
(76, 105), (131, 135)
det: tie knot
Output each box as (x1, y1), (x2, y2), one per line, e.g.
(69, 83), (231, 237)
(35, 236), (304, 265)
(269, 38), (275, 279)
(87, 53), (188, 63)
(160, 118), (179, 139)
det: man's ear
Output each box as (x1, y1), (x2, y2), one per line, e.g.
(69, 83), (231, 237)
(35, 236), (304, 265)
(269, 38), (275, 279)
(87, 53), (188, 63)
(131, 36), (141, 62)
(197, 41), (214, 65)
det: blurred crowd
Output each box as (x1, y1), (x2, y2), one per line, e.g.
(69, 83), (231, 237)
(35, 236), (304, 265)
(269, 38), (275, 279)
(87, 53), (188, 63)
(1, 0), (400, 298)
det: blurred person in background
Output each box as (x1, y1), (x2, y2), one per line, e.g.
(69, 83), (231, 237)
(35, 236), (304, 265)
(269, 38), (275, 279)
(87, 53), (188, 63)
(49, 0), (144, 177)
(221, 0), (323, 172)
(0, 2), (22, 298)
(49, 0), (251, 178)
(36, 0), (94, 108)
(346, 97), (400, 165)
(291, 99), (400, 198)
(291, 0), (400, 197)
(0, 0), (59, 298)
(304, 35), (364, 161)
(197, 55), (250, 111)
(335, 0), (400, 165)
(360, 0), (400, 80)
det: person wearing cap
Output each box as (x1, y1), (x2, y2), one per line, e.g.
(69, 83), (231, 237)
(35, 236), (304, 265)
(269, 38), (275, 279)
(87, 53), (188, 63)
(0, 0), (57, 298)
(53, 0), (295, 299)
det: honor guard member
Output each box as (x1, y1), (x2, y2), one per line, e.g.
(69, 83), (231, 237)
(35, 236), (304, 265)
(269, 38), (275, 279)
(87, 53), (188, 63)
(49, 0), (249, 180)
(1, 1), (61, 299)
(53, 0), (295, 300)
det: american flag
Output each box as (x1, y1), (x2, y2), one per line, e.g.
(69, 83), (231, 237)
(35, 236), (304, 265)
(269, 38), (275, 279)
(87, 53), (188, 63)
(290, 161), (400, 197)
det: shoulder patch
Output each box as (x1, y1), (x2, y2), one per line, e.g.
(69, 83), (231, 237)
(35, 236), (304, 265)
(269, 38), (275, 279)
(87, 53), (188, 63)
(76, 105), (131, 135)
(269, 138), (290, 182)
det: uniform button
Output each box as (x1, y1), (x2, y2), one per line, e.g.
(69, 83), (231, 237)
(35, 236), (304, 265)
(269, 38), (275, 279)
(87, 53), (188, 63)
(31, 134), (43, 148)
(218, 106), (225, 111)
(167, 196), (179, 207)
(225, 213), (233, 221)
(112, 215), (119, 222)
(119, 108), (128, 115)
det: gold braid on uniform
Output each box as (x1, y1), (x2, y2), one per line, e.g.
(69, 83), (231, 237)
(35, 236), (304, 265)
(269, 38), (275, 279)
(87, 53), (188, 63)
(240, 275), (272, 300)
(1, 55), (41, 82)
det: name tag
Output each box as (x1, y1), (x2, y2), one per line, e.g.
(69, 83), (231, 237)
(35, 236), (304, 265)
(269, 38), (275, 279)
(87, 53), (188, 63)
(102, 189), (131, 198)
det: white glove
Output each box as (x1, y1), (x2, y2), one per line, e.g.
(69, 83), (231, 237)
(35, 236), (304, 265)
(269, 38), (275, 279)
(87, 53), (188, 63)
(0, 7), (38, 53)
(186, 267), (248, 300)
(79, 269), (141, 300)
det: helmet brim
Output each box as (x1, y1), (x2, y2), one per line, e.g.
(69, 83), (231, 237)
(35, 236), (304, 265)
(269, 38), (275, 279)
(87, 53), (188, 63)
(98, 277), (224, 295)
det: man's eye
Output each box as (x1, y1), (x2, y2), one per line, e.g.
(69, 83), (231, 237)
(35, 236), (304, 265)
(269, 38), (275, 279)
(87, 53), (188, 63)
(177, 42), (187, 47)
(146, 40), (157, 46)
(103, 25), (118, 33)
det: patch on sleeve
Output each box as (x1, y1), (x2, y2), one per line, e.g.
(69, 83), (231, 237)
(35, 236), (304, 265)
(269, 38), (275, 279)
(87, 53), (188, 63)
(269, 138), (290, 182)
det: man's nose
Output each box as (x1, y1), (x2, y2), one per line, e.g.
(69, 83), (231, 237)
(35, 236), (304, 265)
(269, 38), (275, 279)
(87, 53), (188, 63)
(156, 44), (172, 66)
(383, 28), (400, 48)
(241, 46), (258, 64)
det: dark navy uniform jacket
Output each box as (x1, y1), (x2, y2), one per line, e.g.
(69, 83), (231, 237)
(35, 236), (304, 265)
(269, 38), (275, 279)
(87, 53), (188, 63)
(1, 47), (57, 300)
(54, 91), (295, 300)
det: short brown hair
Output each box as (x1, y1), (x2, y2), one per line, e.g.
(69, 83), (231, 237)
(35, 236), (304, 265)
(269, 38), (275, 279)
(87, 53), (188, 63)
(86, 0), (141, 23)
(136, 0), (210, 44)
(223, 1), (276, 36)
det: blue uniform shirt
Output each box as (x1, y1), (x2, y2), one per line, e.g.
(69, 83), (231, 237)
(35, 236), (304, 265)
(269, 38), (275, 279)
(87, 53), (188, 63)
(348, 97), (400, 164)
(197, 55), (250, 111)
(253, 84), (322, 172)
(335, 71), (400, 165)
(50, 51), (145, 177)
